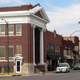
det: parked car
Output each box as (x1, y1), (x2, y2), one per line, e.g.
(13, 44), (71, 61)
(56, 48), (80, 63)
(56, 63), (70, 73)
(73, 63), (80, 70)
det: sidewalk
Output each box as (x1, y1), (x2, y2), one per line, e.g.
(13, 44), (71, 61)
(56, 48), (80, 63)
(22, 71), (55, 77)
(0, 73), (14, 77)
(0, 71), (55, 77)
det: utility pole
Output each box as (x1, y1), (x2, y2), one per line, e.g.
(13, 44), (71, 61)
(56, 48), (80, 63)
(1, 19), (9, 74)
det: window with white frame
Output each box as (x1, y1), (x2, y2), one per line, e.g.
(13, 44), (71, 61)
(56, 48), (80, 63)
(55, 46), (60, 53)
(16, 45), (22, 55)
(8, 45), (14, 57)
(0, 46), (5, 60)
(8, 24), (14, 36)
(16, 24), (22, 36)
(0, 24), (5, 36)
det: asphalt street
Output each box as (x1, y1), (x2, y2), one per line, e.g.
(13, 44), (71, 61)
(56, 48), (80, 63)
(0, 70), (80, 80)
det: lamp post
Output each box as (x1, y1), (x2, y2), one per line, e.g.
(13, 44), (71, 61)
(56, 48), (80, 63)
(1, 19), (9, 74)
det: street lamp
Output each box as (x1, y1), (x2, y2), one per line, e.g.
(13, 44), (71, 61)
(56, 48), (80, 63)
(1, 19), (9, 74)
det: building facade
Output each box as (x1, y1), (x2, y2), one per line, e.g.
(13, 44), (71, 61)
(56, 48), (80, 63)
(0, 4), (49, 74)
(0, 4), (79, 74)
(63, 36), (79, 67)
(44, 30), (63, 70)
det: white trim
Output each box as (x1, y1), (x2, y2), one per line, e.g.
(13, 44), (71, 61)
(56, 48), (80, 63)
(0, 32), (5, 36)
(0, 10), (30, 17)
(29, 15), (47, 29)
(0, 11), (48, 23)
(8, 32), (14, 36)
(30, 6), (42, 14)
(8, 45), (14, 57)
(0, 6), (49, 22)
(32, 25), (36, 65)
(30, 6), (49, 22)
(0, 6), (49, 29)
(0, 35), (22, 37)
(40, 8), (49, 22)
(0, 60), (7, 62)
(16, 24), (22, 36)
(40, 29), (44, 64)
(16, 60), (21, 73)
(0, 15), (47, 29)
(14, 55), (23, 73)
(31, 14), (48, 23)
(0, 57), (5, 60)
(8, 24), (14, 36)
(0, 24), (5, 36)
(0, 31), (22, 37)
(0, 57), (14, 62)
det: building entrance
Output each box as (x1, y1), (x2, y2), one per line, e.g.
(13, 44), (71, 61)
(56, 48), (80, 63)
(16, 60), (21, 73)
(35, 27), (40, 64)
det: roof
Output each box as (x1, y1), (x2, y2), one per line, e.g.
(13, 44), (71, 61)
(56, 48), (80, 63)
(0, 4), (33, 12)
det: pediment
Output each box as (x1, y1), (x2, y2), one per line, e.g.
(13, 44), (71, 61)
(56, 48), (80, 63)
(30, 5), (49, 23)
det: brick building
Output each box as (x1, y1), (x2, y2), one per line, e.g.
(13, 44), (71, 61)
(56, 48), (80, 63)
(0, 4), (49, 74)
(63, 36), (79, 67)
(0, 4), (79, 74)
(44, 30), (63, 70)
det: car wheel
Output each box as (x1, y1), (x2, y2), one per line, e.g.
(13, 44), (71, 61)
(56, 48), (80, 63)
(66, 69), (70, 73)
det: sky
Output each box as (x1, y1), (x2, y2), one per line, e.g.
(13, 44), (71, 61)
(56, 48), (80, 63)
(0, 0), (80, 36)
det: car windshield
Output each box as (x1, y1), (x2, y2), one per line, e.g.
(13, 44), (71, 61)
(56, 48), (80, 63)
(58, 63), (68, 67)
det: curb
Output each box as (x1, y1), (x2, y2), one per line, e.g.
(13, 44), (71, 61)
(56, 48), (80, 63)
(0, 72), (54, 77)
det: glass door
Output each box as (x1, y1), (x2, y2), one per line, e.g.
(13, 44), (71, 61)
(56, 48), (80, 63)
(16, 60), (21, 73)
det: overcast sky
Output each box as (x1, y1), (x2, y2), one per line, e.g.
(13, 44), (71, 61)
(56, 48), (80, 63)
(0, 0), (80, 36)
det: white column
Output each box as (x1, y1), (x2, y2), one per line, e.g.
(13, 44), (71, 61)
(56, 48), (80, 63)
(40, 30), (44, 64)
(33, 27), (36, 65)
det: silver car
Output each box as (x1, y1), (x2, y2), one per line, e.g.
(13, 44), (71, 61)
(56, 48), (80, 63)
(56, 63), (70, 73)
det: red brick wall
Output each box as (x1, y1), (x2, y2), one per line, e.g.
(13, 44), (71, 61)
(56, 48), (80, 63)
(22, 23), (33, 63)
(44, 31), (63, 62)
(0, 4), (33, 12)
(0, 23), (33, 66)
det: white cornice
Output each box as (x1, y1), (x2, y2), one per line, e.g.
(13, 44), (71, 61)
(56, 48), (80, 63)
(0, 10), (31, 17)
(0, 5), (49, 29)
(0, 14), (46, 29)
(31, 14), (48, 23)
(0, 6), (49, 23)
(0, 10), (48, 23)
(29, 6), (42, 14)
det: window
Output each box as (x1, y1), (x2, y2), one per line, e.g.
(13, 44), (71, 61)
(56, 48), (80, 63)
(8, 24), (14, 36)
(0, 24), (5, 36)
(0, 46), (5, 59)
(55, 46), (60, 53)
(48, 44), (54, 54)
(16, 45), (22, 54)
(16, 24), (22, 36)
(48, 44), (54, 50)
(8, 46), (14, 57)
